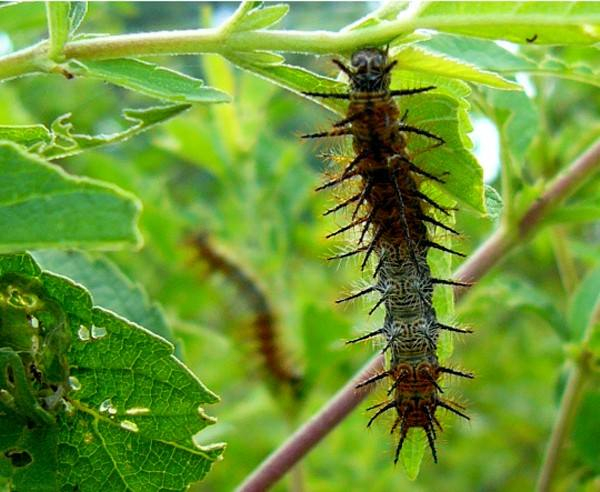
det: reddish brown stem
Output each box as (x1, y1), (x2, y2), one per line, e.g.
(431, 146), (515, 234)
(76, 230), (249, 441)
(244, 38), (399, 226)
(236, 140), (600, 492)
(236, 357), (385, 492)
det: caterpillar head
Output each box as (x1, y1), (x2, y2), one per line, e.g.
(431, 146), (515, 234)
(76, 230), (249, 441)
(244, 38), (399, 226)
(349, 48), (394, 92)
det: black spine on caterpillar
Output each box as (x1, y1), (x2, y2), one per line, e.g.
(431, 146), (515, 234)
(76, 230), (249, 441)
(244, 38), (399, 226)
(303, 48), (472, 464)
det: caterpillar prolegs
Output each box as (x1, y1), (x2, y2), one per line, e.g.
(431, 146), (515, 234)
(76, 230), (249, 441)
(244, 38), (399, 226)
(304, 48), (473, 463)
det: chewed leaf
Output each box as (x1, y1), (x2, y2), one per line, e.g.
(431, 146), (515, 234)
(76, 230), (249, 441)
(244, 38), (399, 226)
(1, 104), (190, 160)
(31, 250), (176, 347)
(0, 141), (141, 252)
(69, 58), (231, 104)
(0, 253), (224, 490)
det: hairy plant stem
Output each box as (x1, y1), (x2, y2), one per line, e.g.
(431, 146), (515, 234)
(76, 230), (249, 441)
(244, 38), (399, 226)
(0, 5), (595, 82)
(236, 140), (600, 492)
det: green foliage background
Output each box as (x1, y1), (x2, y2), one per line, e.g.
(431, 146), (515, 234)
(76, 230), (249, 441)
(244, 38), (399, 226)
(0, 2), (599, 491)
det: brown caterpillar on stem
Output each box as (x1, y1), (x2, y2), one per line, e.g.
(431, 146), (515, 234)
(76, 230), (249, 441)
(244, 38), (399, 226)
(187, 233), (303, 399)
(303, 48), (472, 463)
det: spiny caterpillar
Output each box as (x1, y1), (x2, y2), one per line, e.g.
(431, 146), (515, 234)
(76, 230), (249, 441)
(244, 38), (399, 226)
(303, 48), (473, 463)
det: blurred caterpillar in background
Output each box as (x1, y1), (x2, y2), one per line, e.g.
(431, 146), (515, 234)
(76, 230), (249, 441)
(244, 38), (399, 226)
(188, 233), (303, 400)
(302, 47), (473, 463)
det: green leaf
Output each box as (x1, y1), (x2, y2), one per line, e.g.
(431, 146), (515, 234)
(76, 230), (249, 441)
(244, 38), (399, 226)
(414, 2), (600, 45)
(341, 0), (412, 32)
(500, 275), (569, 339)
(421, 34), (600, 87)
(0, 141), (141, 252)
(45, 2), (70, 61)
(234, 3), (289, 31)
(391, 72), (485, 213)
(421, 33), (533, 73)
(391, 45), (521, 90)
(0, 253), (224, 490)
(0, 2), (46, 35)
(532, 54), (600, 87)
(68, 1), (87, 34)
(69, 58), (231, 104)
(544, 198), (600, 226)
(484, 184), (503, 220)
(568, 266), (600, 340)
(226, 56), (345, 114)
(572, 390), (600, 473)
(0, 125), (51, 147)
(31, 250), (175, 346)
(2, 104), (190, 160)
(401, 429), (427, 480)
(476, 87), (539, 182)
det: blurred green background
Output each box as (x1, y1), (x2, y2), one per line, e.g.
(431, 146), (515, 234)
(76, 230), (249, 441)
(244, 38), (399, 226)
(1, 2), (599, 491)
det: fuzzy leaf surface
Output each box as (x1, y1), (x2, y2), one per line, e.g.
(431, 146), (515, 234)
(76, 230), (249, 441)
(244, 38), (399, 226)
(0, 142), (141, 252)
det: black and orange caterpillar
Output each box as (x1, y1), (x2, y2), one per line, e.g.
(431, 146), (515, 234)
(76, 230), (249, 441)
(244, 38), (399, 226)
(303, 48), (473, 463)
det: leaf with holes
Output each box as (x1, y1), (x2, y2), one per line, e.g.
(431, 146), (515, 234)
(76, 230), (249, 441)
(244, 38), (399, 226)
(0, 253), (224, 491)
(0, 104), (190, 161)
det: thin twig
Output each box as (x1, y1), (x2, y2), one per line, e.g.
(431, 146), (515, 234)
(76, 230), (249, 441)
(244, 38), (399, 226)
(236, 140), (600, 492)
(535, 359), (587, 492)
(536, 300), (600, 492)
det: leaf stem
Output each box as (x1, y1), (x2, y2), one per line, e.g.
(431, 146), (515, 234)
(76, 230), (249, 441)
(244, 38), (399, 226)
(46, 2), (70, 62)
(236, 140), (600, 492)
